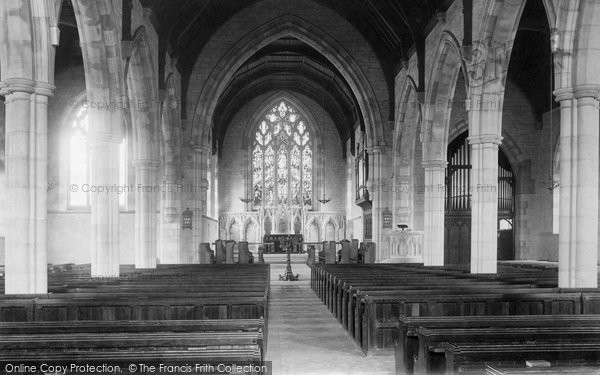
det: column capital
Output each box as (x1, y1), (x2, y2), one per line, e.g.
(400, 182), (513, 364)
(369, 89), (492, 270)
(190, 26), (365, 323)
(421, 160), (447, 170)
(0, 78), (55, 96)
(132, 159), (160, 169)
(367, 145), (390, 154)
(553, 87), (573, 103)
(573, 85), (600, 100)
(193, 144), (210, 152)
(468, 134), (502, 145)
(92, 132), (123, 144)
(555, 85), (600, 102)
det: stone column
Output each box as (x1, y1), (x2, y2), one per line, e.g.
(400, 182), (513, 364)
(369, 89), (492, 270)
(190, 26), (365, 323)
(133, 160), (159, 268)
(555, 86), (600, 288)
(368, 146), (388, 262)
(395, 175), (413, 226)
(158, 174), (181, 264)
(1, 79), (53, 294)
(468, 135), (501, 274)
(193, 146), (210, 249)
(422, 160), (446, 266)
(90, 129), (121, 277)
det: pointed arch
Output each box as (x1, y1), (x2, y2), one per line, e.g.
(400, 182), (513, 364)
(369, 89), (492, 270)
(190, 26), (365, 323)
(393, 74), (422, 227)
(324, 219), (336, 242)
(191, 14), (384, 148)
(126, 26), (160, 161)
(248, 94), (319, 209)
(422, 31), (467, 162)
(244, 218), (259, 242)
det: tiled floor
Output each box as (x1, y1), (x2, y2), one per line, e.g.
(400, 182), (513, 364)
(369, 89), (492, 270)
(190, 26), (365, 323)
(265, 263), (394, 375)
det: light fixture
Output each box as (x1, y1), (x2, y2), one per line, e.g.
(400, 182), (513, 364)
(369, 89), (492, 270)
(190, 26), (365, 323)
(318, 163), (332, 204)
(182, 207), (193, 229)
(317, 193), (332, 205)
(239, 197), (252, 204)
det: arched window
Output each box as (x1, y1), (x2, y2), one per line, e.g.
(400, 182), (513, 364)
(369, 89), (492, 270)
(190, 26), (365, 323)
(252, 100), (313, 208)
(67, 107), (128, 209)
(68, 108), (90, 208)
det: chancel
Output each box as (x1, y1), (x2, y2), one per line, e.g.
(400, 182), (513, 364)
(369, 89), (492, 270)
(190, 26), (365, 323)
(1, 0), (600, 374)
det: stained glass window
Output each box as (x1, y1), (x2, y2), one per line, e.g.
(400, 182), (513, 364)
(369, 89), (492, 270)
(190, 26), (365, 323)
(252, 100), (313, 208)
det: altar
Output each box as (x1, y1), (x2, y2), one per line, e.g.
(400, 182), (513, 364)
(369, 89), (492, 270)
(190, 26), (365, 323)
(263, 234), (304, 253)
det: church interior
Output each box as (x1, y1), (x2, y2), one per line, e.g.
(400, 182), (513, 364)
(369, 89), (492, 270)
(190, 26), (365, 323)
(1, 0), (600, 373)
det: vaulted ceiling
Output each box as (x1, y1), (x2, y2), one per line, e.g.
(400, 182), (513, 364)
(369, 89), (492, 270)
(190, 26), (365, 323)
(57, 0), (455, 154)
(138, 0), (452, 153)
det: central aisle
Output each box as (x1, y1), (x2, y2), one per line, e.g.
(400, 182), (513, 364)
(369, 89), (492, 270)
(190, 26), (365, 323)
(265, 260), (394, 375)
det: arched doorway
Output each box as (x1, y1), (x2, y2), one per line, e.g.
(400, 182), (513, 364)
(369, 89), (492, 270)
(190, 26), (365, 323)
(444, 132), (515, 264)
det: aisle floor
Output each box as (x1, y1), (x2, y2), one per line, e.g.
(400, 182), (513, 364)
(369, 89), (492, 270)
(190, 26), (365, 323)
(265, 263), (394, 375)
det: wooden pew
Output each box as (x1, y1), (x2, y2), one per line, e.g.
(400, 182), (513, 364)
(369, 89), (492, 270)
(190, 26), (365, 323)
(395, 314), (600, 375)
(414, 326), (600, 374)
(485, 364), (600, 375)
(357, 291), (585, 354)
(443, 342), (600, 375)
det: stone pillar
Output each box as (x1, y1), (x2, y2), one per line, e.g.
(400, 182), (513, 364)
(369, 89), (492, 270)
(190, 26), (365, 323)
(193, 146), (210, 249)
(422, 160), (446, 266)
(469, 135), (501, 274)
(90, 129), (121, 277)
(133, 160), (159, 268)
(556, 86), (600, 288)
(368, 146), (389, 262)
(1, 79), (53, 294)
(158, 175), (181, 264)
(395, 175), (413, 226)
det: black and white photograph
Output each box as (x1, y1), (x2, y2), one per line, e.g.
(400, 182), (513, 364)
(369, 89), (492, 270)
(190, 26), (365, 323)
(0, 0), (599, 374)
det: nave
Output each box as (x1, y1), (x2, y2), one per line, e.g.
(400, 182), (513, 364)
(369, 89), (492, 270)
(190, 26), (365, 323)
(3, 0), (600, 373)
(3, 255), (600, 374)
(267, 259), (394, 375)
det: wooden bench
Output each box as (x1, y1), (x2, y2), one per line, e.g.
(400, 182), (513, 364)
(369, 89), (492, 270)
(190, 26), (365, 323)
(357, 292), (585, 354)
(485, 364), (600, 375)
(414, 326), (600, 374)
(395, 315), (600, 375)
(444, 342), (600, 375)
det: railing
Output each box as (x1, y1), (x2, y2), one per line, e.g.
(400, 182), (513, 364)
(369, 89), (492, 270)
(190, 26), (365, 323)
(385, 230), (423, 263)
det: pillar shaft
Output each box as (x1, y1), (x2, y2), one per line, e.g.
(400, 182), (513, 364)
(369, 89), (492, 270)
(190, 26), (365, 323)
(193, 146), (210, 249)
(556, 87), (599, 288)
(90, 129), (121, 277)
(2, 79), (52, 294)
(158, 176), (181, 264)
(368, 146), (387, 262)
(422, 160), (446, 266)
(134, 160), (159, 268)
(469, 135), (501, 274)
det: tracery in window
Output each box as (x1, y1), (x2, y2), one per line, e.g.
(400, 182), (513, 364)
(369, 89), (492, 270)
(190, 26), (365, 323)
(252, 101), (313, 208)
(68, 108), (90, 208)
